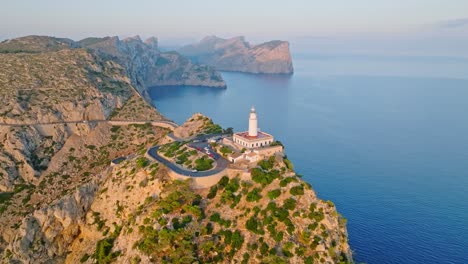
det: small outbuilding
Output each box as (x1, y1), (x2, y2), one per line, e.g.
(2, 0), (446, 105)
(228, 152), (244, 163)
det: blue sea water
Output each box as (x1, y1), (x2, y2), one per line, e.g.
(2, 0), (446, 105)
(149, 55), (468, 264)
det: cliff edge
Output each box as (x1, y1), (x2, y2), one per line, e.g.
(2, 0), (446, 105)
(2, 115), (352, 264)
(179, 36), (294, 74)
(0, 36), (351, 264)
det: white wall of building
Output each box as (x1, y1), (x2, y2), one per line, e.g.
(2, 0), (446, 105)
(248, 107), (258, 137)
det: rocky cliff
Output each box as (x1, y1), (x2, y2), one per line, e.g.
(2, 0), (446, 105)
(1, 114), (352, 263)
(0, 34), (223, 192)
(179, 36), (294, 74)
(79, 35), (226, 95)
(0, 35), (226, 101)
(2, 119), (352, 264)
(0, 36), (351, 264)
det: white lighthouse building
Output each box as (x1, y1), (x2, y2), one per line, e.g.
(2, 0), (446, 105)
(232, 106), (274, 149)
(248, 107), (258, 137)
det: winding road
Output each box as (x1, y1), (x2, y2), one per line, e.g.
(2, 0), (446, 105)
(0, 119), (178, 130)
(147, 145), (229, 177)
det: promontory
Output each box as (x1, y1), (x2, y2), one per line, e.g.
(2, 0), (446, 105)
(179, 36), (294, 74)
(0, 35), (351, 264)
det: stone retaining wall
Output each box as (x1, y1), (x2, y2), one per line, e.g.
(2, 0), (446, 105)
(108, 120), (177, 130)
(167, 170), (227, 189)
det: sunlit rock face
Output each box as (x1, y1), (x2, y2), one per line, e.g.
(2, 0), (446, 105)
(179, 36), (294, 74)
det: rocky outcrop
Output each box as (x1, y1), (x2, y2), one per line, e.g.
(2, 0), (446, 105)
(179, 36), (294, 74)
(1, 113), (352, 263)
(62, 150), (352, 263)
(172, 113), (217, 139)
(0, 125), (68, 191)
(0, 48), (131, 124)
(6, 182), (98, 263)
(0, 36), (351, 263)
(0, 35), (226, 106)
(79, 35), (226, 97)
(0, 35), (79, 53)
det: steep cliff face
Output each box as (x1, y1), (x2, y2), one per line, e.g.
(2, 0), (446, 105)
(179, 36), (294, 74)
(0, 120), (170, 261)
(6, 182), (98, 263)
(0, 35), (223, 192)
(0, 35), (226, 104)
(0, 35), (171, 243)
(79, 35), (226, 94)
(0, 48), (131, 124)
(0, 36), (351, 263)
(2, 115), (352, 264)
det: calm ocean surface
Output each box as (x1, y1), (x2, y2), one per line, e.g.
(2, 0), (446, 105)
(150, 55), (468, 264)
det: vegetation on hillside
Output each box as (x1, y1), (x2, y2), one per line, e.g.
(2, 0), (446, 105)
(90, 155), (353, 263)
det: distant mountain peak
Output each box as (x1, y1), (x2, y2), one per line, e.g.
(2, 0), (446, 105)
(122, 35), (142, 42)
(179, 36), (293, 74)
(144, 36), (158, 49)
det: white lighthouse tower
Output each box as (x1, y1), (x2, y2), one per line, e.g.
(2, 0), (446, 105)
(248, 106), (258, 137)
(232, 106), (275, 149)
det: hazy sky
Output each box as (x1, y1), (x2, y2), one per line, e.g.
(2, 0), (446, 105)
(1, 0), (467, 56)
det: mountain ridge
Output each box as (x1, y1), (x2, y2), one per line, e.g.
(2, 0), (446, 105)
(0, 35), (351, 264)
(179, 36), (294, 74)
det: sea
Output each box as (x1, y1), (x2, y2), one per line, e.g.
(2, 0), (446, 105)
(149, 53), (468, 264)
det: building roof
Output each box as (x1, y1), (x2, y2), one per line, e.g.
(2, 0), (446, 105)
(234, 131), (273, 141)
(230, 152), (243, 159)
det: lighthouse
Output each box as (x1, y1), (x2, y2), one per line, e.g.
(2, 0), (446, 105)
(232, 106), (275, 149)
(248, 106), (258, 137)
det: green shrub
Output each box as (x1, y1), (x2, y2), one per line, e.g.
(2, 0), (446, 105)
(135, 157), (149, 168)
(231, 230), (244, 249)
(95, 237), (119, 264)
(283, 158), (294, 170)
(242, 253), (250, 264)
(279, 176), (296, 187)
(207, 185), (218, 199)
(290, 185), (304, 196)
(283, 198), (297, 210)
(251, 168), (279, 187)
(80, 253), (90, 263)
(246, 188), (262, 202)
(274, 231), (284, 242)
(194, 157), (213, 171)
(225, 177), (240, 193)
(267, 189), (281, 199)
(206, 222), (213, 234)
(245, 217), (263, 234)
(210, 212), (221, 222)
(218, 176), (229, 188)
(110, 126), (120, 133)
(258, 156), (275, 170)
(260, 242), (269, 255)
(270, 141), (283, 147)
(220, 146), (233, 155)
(0, 192), (14, 204)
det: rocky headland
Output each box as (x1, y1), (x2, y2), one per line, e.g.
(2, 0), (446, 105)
(0, 35), (226, 101)
(78, 35), (226, 94)
(0, 35), (350, 263)
(179, 36), (294, 74)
